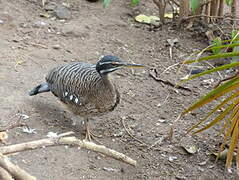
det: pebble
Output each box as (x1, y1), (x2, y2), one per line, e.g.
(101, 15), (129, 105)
(0, 19), (4, 24)
(168, 156), (177, 162)
(55, 4), (71, 19)
(44, 3), (56, 11)
(158, 119), (166, 123)
(102, 167), (117, 172)
(52, 44), (61, 49)
(33, 21), (47, 28)
(47, 132), (58, 138)
(61, 24), (84, 37)
(190, 69), (204, 74)
(21, 127), (37, 134)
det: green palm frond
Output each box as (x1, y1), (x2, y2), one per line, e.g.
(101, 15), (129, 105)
(182, 36), (239, 172)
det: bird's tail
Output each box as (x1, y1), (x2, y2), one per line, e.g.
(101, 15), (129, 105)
(29, 82), (50, 96)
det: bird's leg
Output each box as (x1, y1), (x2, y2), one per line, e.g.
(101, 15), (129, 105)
(84, 117), (102, 141)
(84, 117), (92, 141)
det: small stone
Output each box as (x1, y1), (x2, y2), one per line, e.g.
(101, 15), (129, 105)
(102, 167), (116, 172)
(190, 69), (204, 75)
(157, 103), (161, 107)
(158, 119), (166, 123)
(95, 156), (101, 160)
(47, 132), (58, 138)
(54, 4), (71, 19)
(44, 2), (56, 11)
(89, 164), (96, 170)
(33, 21), (47, 28)
(61, 23), (86, 37)
(0, 19), (4, 24)
(168, 156), (177, 162)
(198, 161), (207, 166)
(52, 44), (61, 49)
(17, 113), (29, 120)
(175, 176), (187, 180)
(154, 133), (161, 138)
(113, 131), (123, 137)
(182, 144), (198, 154)
(21, 127), (37, 134)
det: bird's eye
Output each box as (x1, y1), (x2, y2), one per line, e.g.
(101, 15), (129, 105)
(111, 62), (119, 66)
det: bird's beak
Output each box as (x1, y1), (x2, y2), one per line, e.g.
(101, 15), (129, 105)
(119, 62), (145, 69)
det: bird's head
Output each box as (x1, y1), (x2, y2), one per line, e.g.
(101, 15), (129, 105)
(96, 55), (145, 75)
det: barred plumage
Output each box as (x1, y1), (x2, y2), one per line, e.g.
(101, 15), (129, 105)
(29, 55), (144, 140)
(46, 62), (119, 116)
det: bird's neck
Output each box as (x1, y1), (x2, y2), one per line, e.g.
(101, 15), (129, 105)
(101, 74), (112, 86)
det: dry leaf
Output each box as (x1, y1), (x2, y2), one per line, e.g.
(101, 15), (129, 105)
(135, 14), (160, 26)
(0, 131), (8, 143)
(164, 13), (173, 19)
(182, 144), (198, 154)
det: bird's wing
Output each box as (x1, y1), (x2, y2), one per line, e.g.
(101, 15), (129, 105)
(45, 62), (98, 106)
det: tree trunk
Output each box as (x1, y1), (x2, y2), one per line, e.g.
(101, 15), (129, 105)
(205, 2), (211, 23)
(231, 0), (238, 18)
(187, 4), (203, 29)
(210, 0), (219, 16)
(179, 0), (189, 20)
(218, 0), (224, 16)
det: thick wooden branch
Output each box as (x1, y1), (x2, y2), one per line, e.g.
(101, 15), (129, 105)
(152, 0), (166, 24)
(0, 134), (137, 166)
(0, 153), (36, 180)
(0, 166), (14, 180)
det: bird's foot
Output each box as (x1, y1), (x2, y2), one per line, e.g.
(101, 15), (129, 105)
(84, 117), (102, 143)
(85, 129), (102, 143)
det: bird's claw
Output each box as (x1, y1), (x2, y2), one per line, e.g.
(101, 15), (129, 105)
(85, 130), (102, 143)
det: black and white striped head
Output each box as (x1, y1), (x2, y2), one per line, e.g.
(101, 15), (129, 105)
(96, 55), (144, 75)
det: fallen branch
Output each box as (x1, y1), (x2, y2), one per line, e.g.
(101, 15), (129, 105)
(183, 14), (239, 21)
(0, 121), (27, 132)
(0, 132), (137, 166)
(0, 166), (14, 180)
(149, 69), (192, 92)
(0, 153), (36, 180)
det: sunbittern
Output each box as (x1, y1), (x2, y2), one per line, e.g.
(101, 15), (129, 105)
(29, 55), (144, 140)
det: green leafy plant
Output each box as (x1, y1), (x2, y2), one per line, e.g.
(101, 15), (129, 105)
(103, 0), (139, 8)
(103, 0), (111, 8)
(225, 0), (233, 6)
(190, 0), (200, 14)
(211, 37), (223, 55)
(182, 34), (239, 172)
(131, 0), (140, 6)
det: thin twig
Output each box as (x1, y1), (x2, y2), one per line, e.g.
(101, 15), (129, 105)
(148, 136), (165, 149)
(168, 114), (182, 141)
(0, 121), (27, 132)
(183, 14), (239, 21)
(203, 61), (223, 80)
(28, 42), (48, 49)
(149, 69), (192, 92)
(169, 0), (179, 7)
(56, 131), (75, 138)
(160, 63), (180, 76)
(121, 118), (148, 146)
(214, 70), (239, 88)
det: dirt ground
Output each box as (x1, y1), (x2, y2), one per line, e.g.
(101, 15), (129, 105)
(0, 0), (238, 179)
